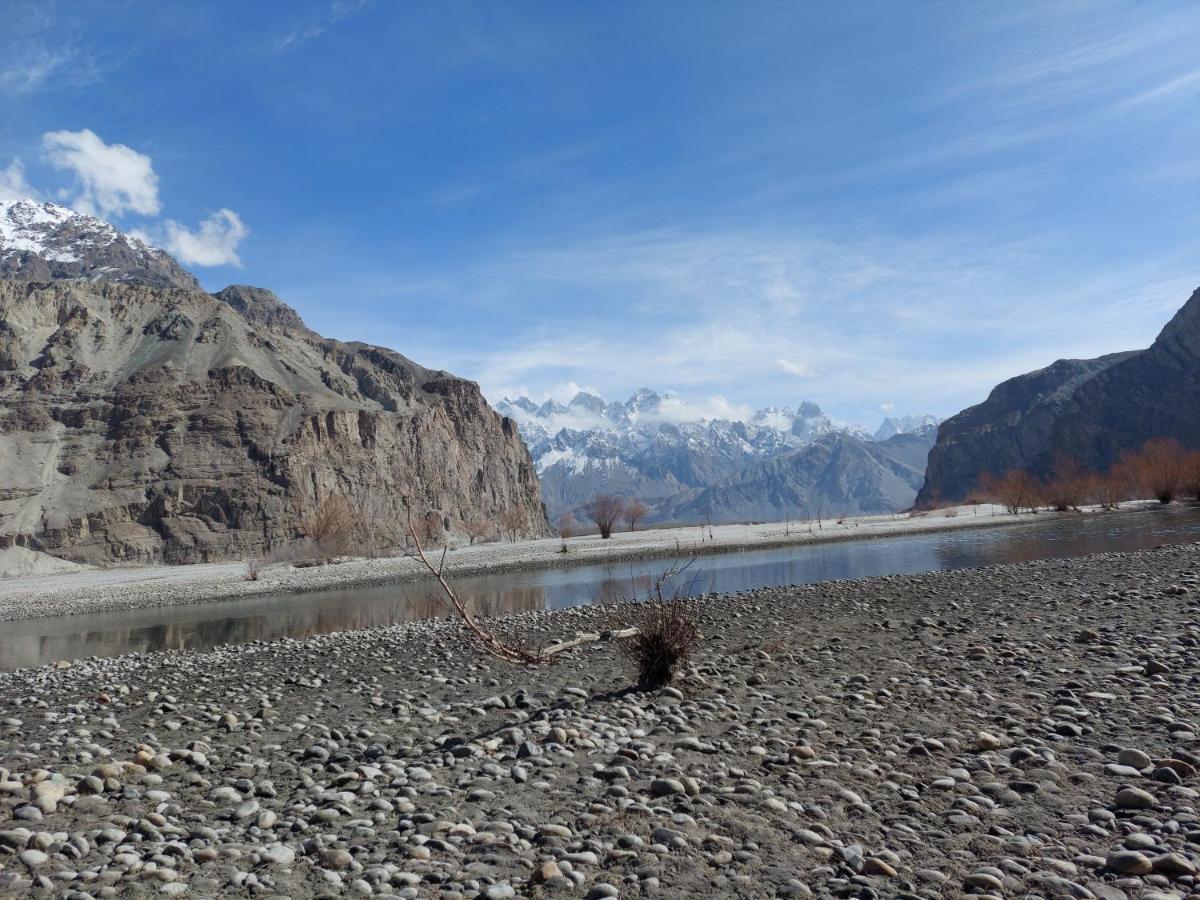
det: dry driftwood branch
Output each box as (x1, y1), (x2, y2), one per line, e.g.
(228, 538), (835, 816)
(405, 522), (632, 664)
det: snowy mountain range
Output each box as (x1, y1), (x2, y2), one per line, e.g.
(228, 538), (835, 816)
(0, 199), (198, 290)
(495, 390), (940, 524)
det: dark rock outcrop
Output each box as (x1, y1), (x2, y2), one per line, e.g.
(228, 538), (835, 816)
(917, 286), (1200, 504)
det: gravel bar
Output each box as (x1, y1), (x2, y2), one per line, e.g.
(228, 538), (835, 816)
(1, 543), (1199, 897)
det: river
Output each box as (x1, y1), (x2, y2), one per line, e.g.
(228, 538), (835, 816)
(2, 505), (1198, 670)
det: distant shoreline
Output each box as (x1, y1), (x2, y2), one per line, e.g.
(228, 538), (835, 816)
(0, 502), (1164, 623)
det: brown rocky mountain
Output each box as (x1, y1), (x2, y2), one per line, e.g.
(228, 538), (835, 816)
(0, 208), (547, 565)
(917, 286), (1200, 504)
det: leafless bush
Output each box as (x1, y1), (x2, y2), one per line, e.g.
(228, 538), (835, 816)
(357, 493), (409, 556)
(617, 596), (700, 691)
(556, 511), (578, 539)
(1042, 453), (1087, 512)
(625, 499), (650, 531)
(500, 508), (525, 542)
(943, 508), (958, 518)
(1087, 468), (1127, 510)
(299, 495), (359, 560)
(411, 510), (444, 547)
(245, 540), (315, 580)
(1119, 438), (1193, 504)
(1187, 451), (1200, 501)
(585, 494), (625, 539)
(462, 518), (493, 546)
(978, 469), (1039, 514)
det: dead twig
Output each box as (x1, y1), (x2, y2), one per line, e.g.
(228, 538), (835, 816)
(405, 522), (631, 664)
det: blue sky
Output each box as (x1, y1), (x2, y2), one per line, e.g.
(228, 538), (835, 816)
(1, 1), (1197, 426)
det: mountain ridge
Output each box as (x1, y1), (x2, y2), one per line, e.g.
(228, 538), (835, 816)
(497, 389), (939, 523)
(917, 286), (1200, 504)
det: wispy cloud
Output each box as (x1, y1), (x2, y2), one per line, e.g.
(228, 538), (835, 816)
(0, 46), (76, 94)
(274, 0), (375, 52)
(0, 159), (38, 203)
(401, 224), (1196, 421)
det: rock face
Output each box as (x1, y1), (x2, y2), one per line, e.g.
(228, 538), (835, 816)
(917, 286), (1200, 504)
(0, 238), (547, 565)
(663, 428), (937, 523)
(1, 200), (199, 291)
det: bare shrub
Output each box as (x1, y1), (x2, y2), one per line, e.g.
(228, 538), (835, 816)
(585, 494), (626, 539)
(357, 493), (409, 556)
(462, 518), (492, 546)
(556, 511), (578, 539)
(299, 495), (359, 560)
(245, 540), (319, 580)
(499, 508), (525, 542)
(1042, 453), (1087, 512)
(1087, 468), (1127, 510)
(411, 510), (444, 548)
(625, 499), (650, 531)
(1119, 438), (1193, 504)
(617, 597), (700, 691)
(1187, 451), (1200, 500)
(979, 469), (1039, 514)
(943, 508), (959, 518)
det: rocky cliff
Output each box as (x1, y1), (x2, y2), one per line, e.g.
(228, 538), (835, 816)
(917, 286), (1200, 504)
(0, 222), (547, 564)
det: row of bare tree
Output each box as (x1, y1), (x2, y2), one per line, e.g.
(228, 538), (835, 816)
(975, 439), (1200, 515)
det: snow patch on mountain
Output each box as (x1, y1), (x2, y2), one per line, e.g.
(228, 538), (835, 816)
(495, 388), (939, 521)
(0, 198), (199, 290)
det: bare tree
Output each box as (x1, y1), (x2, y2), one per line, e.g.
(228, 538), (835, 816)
(584, 494), (625, 539)
(556, 511), (578, 538)
(462, 518), (493, 546)
(979, 469), (1039, 514)
(1119, 438), (1193, 504)
(299, 494), (360, 560)
(625, 499), (650, 531)
(1042, 453), (1087, 512)
(358, 493), (410, 556)
(411, 510), (444, 548)
(1087, 468), (1128, 510)
(499, 508), (525, 542)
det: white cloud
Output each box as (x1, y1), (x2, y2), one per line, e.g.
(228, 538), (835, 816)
(160, 209), (249, 267)
(777, 358), (811, 378)
(42, 129), (161, 218)
(879, 402), (895, 412)
(0, 159), (37, 203)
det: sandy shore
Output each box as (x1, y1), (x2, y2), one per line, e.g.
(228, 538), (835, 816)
(1, 543), (1197, 897)
(0, 503), (1148, 622)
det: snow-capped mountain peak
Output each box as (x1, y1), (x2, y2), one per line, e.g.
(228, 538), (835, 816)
(494, 388), (941, 524)
(0, 198), (199, 290)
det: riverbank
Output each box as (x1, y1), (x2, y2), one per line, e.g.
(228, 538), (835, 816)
(1, 543), (1197, 897)
(0, 502), (1160, 622)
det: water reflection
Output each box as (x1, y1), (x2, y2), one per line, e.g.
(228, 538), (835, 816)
(2, 506), (1197, 670)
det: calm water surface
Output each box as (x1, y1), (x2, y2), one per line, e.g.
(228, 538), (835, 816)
(3, 506), (1199, 670)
